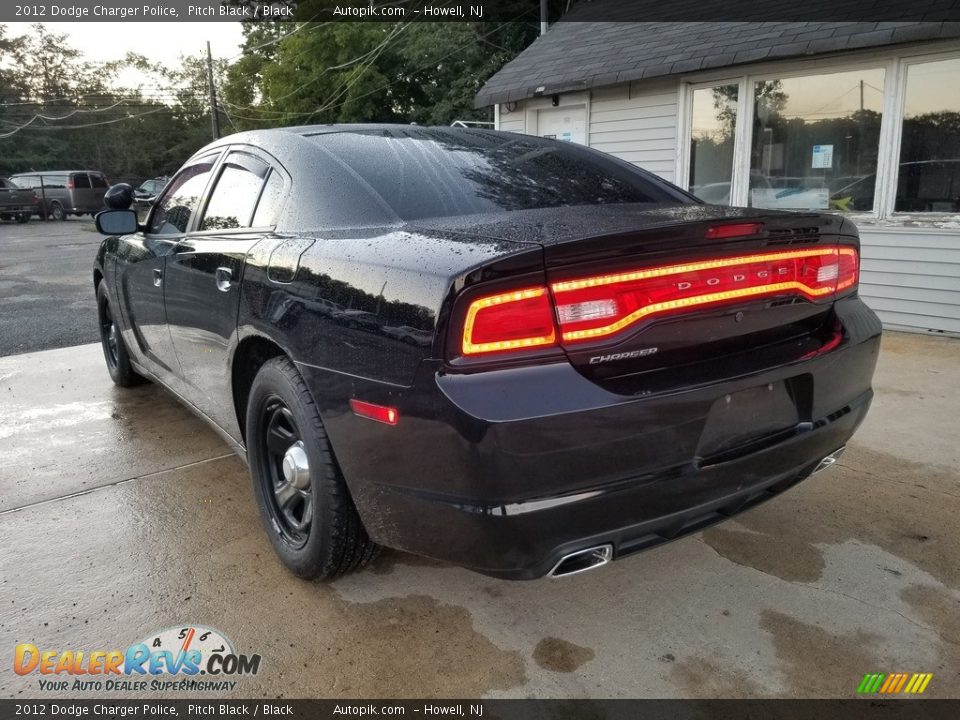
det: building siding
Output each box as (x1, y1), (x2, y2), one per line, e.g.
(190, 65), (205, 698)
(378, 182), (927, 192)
(858, 227), (960, 334)
(588, 81), (678, 182)
(495, 79), (679, 182)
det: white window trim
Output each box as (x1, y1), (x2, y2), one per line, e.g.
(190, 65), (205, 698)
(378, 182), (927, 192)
(677, 43), (960, 229)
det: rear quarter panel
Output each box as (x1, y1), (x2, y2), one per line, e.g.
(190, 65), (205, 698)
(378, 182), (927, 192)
(236, 227), (543, 387)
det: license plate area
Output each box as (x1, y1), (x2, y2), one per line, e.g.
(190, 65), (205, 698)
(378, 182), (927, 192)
(696, 380), (800, 461)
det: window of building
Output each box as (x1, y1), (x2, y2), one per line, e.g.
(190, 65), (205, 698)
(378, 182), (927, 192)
(896, 57), (960, 213)
(689, 84), (738, 205)
(748, 68), (885, 212)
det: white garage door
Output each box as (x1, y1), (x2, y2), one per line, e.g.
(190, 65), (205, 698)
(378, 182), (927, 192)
(537, 106), (587, 145)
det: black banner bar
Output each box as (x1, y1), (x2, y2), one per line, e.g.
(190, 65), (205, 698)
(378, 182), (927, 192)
(0, 0), (958, 24)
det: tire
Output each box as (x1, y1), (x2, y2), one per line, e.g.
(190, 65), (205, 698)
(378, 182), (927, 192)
(16, 213), (30, 224)
(246, 356), (379, 580)
(96, 281), (143, 387)
(49, 201), (66, 221)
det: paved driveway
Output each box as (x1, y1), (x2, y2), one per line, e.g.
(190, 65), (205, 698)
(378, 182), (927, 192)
(0, 217), (100, 356)
(0, 331), (957, 699)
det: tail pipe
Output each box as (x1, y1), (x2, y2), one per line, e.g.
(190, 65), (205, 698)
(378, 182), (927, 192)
(813, 446), (846, 474)
(548, 544), (613, 578)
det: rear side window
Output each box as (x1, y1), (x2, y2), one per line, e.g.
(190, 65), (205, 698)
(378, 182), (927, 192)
(251, 169), (285, 227)
(312, 130), (692, 221)
(199, 153), (269, 231)
(42, 175), (68, 189)
(73, 174), (91, 189)
(148, 158), (217, 235)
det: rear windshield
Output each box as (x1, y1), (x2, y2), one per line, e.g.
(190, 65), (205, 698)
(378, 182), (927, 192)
(312, 129), (692, 221)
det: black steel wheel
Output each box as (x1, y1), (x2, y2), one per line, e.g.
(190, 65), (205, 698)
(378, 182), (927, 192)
(96, 281), (143, 387)
(247, 356), (379, 579)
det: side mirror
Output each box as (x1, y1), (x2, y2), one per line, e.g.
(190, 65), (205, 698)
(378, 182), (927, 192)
(95, 209), (139, 235)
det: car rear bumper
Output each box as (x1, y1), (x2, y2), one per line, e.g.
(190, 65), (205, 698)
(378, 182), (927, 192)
(302, 297), (881, 579)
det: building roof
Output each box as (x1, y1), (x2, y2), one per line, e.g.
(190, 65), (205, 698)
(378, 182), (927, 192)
(475, 5), (960, 107)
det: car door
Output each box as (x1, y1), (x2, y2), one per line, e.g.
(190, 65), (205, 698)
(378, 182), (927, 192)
(114, 154), (221, 381)
(164, 149), (287, 441)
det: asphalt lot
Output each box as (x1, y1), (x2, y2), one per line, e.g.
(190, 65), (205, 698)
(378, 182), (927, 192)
(0, 216), (100, 355)
(0, 222), (958, 699)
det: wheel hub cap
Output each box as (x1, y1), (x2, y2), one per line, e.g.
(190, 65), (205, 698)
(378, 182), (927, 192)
(281, 441), (310, 490)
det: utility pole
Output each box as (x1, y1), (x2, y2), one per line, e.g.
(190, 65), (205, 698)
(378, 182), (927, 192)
(540, 0), (548, 35)
(206, 41), (220, 141)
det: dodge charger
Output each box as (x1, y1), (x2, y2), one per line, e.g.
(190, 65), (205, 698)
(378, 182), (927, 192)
(92, 126), (881, 580)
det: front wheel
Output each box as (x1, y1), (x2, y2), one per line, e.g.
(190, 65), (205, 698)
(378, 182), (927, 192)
(96, 281), (143, 387)
(246, 357), (379, 579)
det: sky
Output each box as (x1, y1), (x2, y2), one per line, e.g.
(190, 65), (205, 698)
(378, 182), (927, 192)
(7, 22), (244, 89)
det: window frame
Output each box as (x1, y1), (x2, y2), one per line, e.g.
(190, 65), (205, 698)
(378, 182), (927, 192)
(188, 144), (290, 237)
(144, 150), (224, 238)
(677, 42), (960, 226)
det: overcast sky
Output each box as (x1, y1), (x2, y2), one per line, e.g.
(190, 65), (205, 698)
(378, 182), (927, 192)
(7, 22), (244, 88)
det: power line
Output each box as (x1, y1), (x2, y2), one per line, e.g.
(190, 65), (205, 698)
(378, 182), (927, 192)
(0, 108), (165, 138)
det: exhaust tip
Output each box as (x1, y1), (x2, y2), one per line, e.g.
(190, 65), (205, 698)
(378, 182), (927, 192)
(548, 544), (613, 578)
(813, 446), (846, 474)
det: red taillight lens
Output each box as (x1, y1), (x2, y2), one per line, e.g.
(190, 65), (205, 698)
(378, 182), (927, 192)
(455, 246), (858, 357)
(349, 399), (398, 426)
(705, 222), (765, 240)
(461, 287), (557, 356)
(66, 179), (74, 189)
(551, 246), (859, 344)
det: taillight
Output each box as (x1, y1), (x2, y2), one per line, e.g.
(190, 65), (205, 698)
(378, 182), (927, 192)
(461, 287), (557, 356)
(455, 246), (858, 357)
(66, 179), (74, 189)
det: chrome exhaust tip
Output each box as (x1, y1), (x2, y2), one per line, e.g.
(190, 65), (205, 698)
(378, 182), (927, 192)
(548, 544), (613, 578)
(813, 446), (846, 474)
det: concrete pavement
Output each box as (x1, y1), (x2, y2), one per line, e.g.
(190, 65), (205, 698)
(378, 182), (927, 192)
(0, 333), (958, 698)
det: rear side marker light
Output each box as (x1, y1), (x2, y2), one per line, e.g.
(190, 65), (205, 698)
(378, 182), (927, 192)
(705, 222), (765, 240)
(349, 399), (398, 426)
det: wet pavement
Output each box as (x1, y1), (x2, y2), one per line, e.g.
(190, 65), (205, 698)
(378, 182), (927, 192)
(1, 333), (958, 698)
(0, 217), (101, 356)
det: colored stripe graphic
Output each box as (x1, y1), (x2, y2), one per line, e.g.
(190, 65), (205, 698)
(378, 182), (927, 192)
(857, 672), (932, 694)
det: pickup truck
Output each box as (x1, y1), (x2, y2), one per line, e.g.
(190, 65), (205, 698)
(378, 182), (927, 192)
(0, 177), (37, 223)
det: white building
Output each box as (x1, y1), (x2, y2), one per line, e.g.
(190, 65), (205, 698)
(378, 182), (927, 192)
(477, 17), (960, 335)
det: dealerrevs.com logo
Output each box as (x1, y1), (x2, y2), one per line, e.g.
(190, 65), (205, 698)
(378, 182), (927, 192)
(14, 625), (261, 692)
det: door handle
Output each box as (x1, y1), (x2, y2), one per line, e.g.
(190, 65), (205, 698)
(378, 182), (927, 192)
(153, 268), (162, 287)
(215, 267), (233, 292)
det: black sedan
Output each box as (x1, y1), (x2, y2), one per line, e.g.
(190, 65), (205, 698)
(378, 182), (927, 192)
(92, 126), (881, 580)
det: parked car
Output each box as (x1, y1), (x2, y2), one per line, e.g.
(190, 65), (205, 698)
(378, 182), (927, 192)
(134, 176), (169, 199)
(9, 170), (109, 220)
(831, 160), (960, 212)
(0, 177), (37, 223)
(92, 126), (881, 580)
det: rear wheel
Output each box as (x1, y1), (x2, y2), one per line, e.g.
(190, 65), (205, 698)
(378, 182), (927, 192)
(15, 213), (29, 224)
(96, 281), (143, 387)
(49, 201), (65, 221)
(246, 356), (379, 579)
